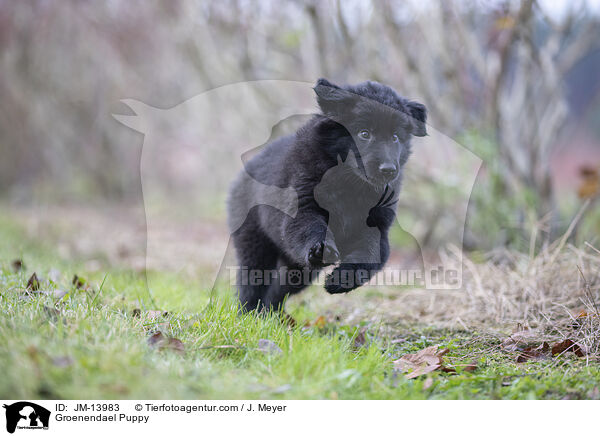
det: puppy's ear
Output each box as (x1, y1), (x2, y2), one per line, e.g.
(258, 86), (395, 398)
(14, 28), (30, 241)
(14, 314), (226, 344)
(407, 101), (427, 137)
(314, 78), (354, 115)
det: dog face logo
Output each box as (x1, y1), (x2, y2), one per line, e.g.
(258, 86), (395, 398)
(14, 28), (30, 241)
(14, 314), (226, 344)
(2, 402), (50, 434)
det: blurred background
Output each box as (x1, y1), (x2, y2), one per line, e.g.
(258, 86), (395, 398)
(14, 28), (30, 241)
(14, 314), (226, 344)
(1, 0), (600, 268)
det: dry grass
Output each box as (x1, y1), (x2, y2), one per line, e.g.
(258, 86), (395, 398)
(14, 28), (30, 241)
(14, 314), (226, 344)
(339, 241), (600, 360)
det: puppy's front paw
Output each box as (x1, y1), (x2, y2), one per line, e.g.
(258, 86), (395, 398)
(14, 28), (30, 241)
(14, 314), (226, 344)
(307, 240), (339, 267)
(324, 272), (356, 294)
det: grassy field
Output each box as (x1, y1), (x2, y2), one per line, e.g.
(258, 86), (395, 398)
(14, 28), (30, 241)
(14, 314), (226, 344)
(1, 213), (600, 400)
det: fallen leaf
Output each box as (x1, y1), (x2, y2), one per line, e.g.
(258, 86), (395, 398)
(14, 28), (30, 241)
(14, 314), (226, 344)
(257, 339), (282, 355)
(393, 345), (454, 379)
(12, 259), (23, 272)
(578, 166), (599, 199)
(165, 338), (185, 354)
(353, 329), (367, 349)
(314, 316), (326, 329)
(27, 273), (41, 291)
(551, 339), (584, 357)
(463, 363), (478, 372)
(147, 331), (185, 354)
(580, 166), (598, 178)
(516, 342), (550, 363)
(72, 275), (87, 289)
(147, 331), (165, 346)
(280, 312), (297, 328)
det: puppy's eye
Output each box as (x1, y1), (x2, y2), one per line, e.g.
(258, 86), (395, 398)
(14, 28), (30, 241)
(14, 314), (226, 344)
(358, 129), (371, 140)
(392, 133), (400, 142)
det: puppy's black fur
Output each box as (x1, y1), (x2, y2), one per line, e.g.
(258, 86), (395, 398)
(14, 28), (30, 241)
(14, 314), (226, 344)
(228, 78), (427, 312)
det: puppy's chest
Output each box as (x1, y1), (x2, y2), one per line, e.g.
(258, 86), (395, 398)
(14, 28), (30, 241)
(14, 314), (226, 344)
(324, 194), (381, 236)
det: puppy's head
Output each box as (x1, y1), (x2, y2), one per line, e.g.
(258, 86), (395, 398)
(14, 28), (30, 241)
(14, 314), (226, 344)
(314, 78), (427, 187)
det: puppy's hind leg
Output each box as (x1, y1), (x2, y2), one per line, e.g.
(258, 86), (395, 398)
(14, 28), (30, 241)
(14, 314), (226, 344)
(260, 259), (313, 312)
(232, 216), (279, 312)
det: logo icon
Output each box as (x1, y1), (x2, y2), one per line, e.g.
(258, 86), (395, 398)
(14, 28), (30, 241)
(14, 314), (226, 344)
(2, 402), (50, 434)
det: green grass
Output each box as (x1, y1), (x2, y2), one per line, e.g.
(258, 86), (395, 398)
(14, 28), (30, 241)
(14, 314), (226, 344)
(1, 214), (599, 399)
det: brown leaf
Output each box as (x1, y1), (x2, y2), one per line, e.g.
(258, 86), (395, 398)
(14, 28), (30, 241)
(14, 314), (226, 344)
(551, 339), (584, 357)
(578, 166), (599, 198)
(165, 338), (185, 354)
(279, 312), (297, 328)
(147, 331), (185, 354)
(393, 345), (454, 379)
(516, 342), (550, 363)
(404, 364), (440, 379)
(578, 178), (599, 199)
(314, 316), (326, 329)
(11, 259), (23, 272)
(463, 363), (478, 373)
(551, 339), (574, 355)
(580, 166), (598, 178)
(353, 329), (367, 349)
(72, 275), (87, 289)
(27, 272), (41, 291)
(147, 331), (164, 346)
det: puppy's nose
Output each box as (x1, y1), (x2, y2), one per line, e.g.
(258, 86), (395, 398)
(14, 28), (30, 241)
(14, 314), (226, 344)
(378, 163), (398, 178)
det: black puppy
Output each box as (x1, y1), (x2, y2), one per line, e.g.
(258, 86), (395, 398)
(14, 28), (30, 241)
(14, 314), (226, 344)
(228, 78), (427, 312)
